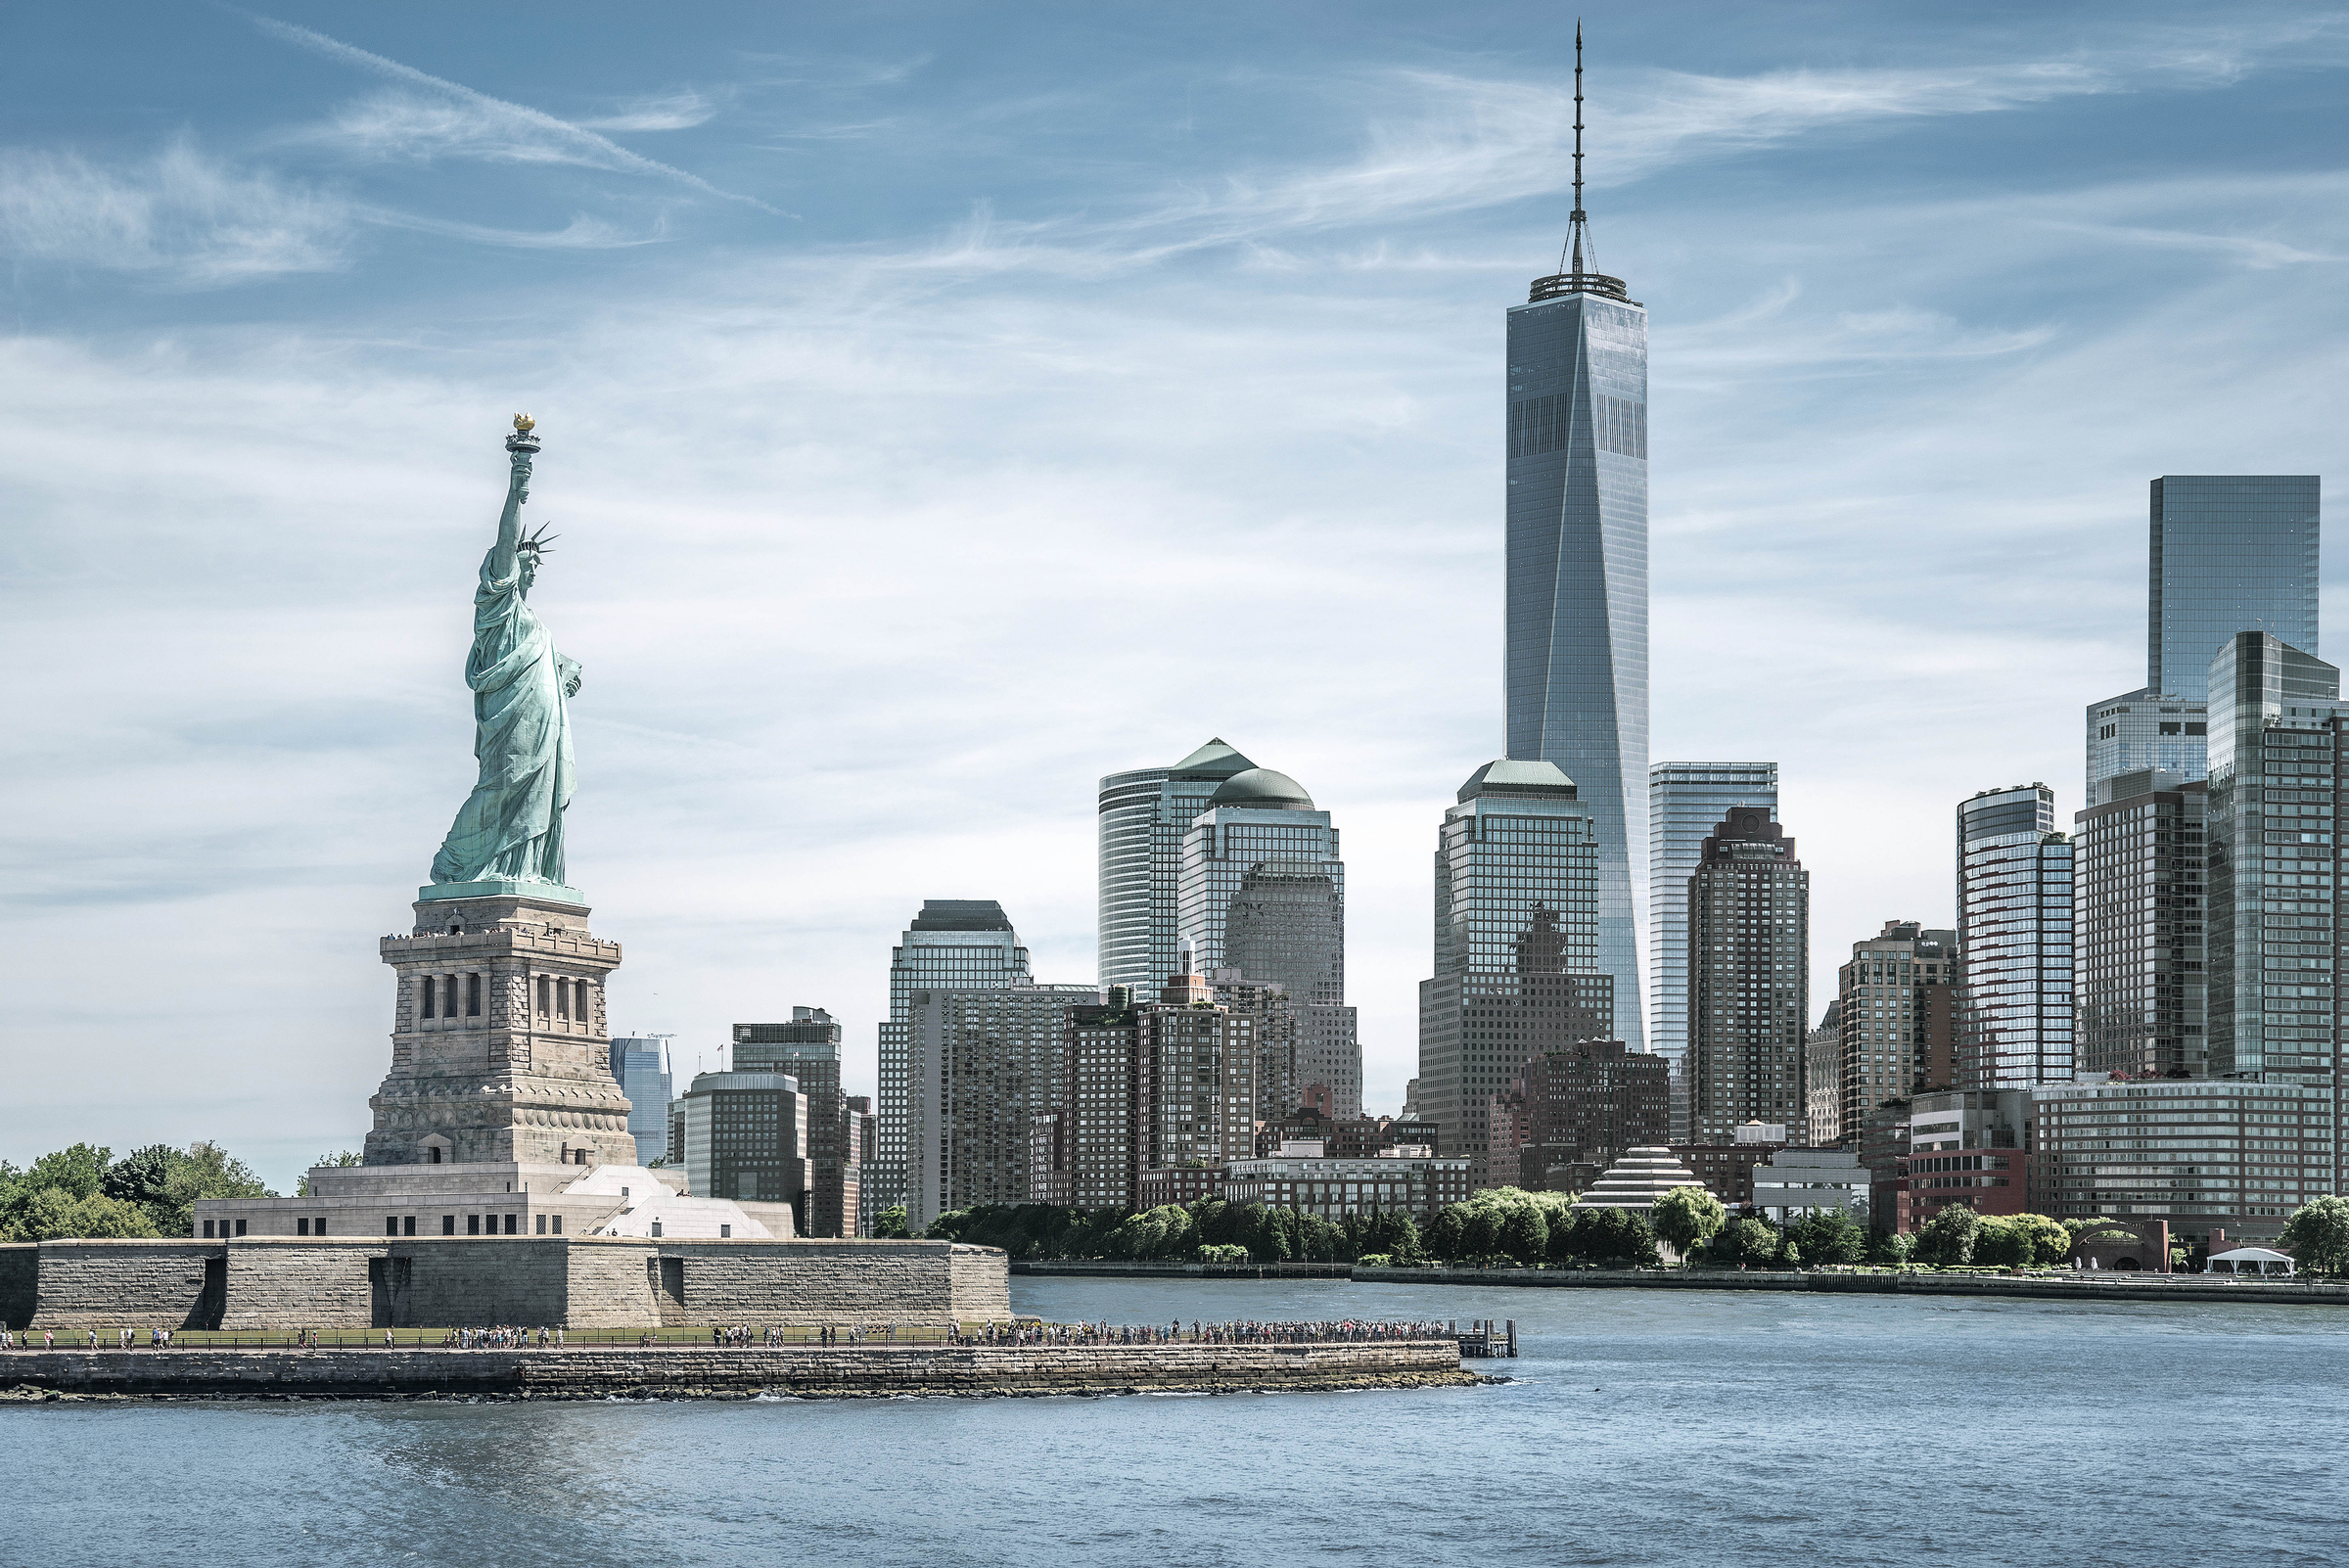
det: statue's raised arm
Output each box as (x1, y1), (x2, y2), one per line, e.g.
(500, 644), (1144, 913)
(488, 422), (533, 582)
(425, 415), (581, 899)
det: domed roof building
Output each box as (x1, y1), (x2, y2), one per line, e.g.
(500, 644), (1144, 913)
(1209, 767), (1314, 810)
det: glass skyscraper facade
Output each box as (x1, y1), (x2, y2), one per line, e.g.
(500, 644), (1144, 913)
(609, 1038), (672, 1166)
(2148, 477), (2320, 703)
(1504, 273), (1648, 1048)
(1417, 759), (1611, 1187)
(1098, 739), (1255, 991)
(2205, 632), (2342, 1083)
(1649, 761), (1776, 1131)
(2086, 476), (2319, 801)
(873, 900), (1034, 1229)
(1955, 785), (2074, 1088)
(1177, 766), (1356, 1117)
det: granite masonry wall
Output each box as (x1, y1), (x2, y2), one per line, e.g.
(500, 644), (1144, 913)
(24, 1236), (1007, 1329)
(29, 1241), (224, 1330)
(0, 1340), (1473, 1399)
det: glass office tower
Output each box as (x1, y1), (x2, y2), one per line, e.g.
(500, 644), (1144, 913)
(2205, 632), (2343, 1082)
(1954, 785), (2074, 1087)
(1649, 761), (1776, 1131)
(1417, 759), (1612, 1188)
(1504, 264), (1648, 1047)
(873, 900), (1034, 1229)
(1098, 739), (1256, 991)
(2148, 477), (2320, 703)
(2086, 477), (2320, 801)
(1177, 767), (1357, 1117)
(609, 1038), (672, 1166)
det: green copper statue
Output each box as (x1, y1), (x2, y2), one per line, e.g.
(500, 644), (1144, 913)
(428, 416), (581, 895)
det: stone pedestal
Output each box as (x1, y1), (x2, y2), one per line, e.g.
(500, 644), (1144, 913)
(364, 891), (638, 1168)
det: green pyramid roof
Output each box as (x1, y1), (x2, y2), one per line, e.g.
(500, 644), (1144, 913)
(1172, 737), (1256, 779)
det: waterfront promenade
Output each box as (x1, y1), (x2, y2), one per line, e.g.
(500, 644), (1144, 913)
(1015, 1260), (2349, 1306)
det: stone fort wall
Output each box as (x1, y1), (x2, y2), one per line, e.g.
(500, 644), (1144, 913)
(23, 1236), (1007, 1330)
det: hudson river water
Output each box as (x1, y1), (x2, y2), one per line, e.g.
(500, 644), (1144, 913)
(13, 1278), (2345, 1567)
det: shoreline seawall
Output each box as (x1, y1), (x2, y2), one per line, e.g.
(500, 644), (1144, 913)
(0, 1341), (1478, 1401)
(1350, 1267), (2349, 1305)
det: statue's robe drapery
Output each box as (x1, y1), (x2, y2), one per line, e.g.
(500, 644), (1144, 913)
(430, 545), (575, 887)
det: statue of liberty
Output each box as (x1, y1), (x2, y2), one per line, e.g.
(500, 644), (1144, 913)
(428, 416), (581, 895)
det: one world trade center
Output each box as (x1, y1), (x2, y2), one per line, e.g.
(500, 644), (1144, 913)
(1503, 29), (1648, 1046)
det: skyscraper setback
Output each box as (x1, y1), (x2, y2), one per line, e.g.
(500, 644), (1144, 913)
(1503, 37), (1648, 1048)
(2085, 476), (2320, 801)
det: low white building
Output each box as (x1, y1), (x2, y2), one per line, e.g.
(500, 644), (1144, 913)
(195, 1162), (788, 1243)
(1751, 1147), (1868, 1223)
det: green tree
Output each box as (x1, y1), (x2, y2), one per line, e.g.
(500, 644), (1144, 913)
(1427, 1204), (1470, 1262)
(1717, 1217), (1779, 1269)
(873, 1204), (909, 1239)
(1497, 1203), (1548, 1266)
(1871, 1229), (1915, 1267)
(2004, 1213), (2071, 1268)
(1651, 1185), (1727, 1264)
(1785, 1208), (1867, 1266)
(26, 1144), (110, 1202)
(154, 1142), (273, 1237)
(1970, 1217), (2028, 1269)
(1913, 1205), (1982, 1267)
(2279, 1196), (2349, 1274)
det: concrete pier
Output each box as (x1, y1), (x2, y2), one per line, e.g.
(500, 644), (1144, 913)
(0, 1340), (1479, 1401)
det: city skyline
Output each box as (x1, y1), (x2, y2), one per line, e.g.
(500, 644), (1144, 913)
(7, 4), (2349, 1189)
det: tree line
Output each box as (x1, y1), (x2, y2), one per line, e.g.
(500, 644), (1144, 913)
(0, 1142), (274, 1242)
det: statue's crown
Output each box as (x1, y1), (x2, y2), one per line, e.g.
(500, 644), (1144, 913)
(520, 522), (559, 557)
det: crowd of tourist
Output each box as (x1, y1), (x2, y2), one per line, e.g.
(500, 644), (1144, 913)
(952, 1317), (1454, 1346)
(0, 1317), (1453, 1351)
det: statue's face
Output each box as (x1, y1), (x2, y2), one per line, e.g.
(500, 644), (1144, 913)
(519, 552), (538, 589)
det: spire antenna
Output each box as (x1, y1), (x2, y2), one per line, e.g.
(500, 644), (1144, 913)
(1529, 21), (1631, 304)
(1569, 19), (1587, 276)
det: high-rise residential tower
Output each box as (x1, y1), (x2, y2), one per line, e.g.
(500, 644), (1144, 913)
(2072, 773), (2207, 1080)
(1650, 762), (1776, 1133)
(1955, 787), (2074, 1088)
(2085, 476), (2319, 800)
(1418, 760), (1613, 1188)
(1830, 922), (1958, 1144)
(1098, 739), (1256, 992)
(1684, 807), (1809, 1143)
(1177, 766), (1359, 1117)
(873, 900), (1034, 1229)
(1504, 35), (1648, 1049)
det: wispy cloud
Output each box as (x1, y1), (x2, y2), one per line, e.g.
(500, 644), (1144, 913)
(242, 11), (785, 213)
(0, 138), (348, 284)
(360, 208), (668, 250)
(865, 15), (2347, 280)
(577, 89), (726, 133)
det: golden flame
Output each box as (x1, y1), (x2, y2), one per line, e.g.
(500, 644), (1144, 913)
(513, 413), (535, 433)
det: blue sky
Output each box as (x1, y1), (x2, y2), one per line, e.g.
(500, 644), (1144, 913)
(5, 2), (2346, 1189)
